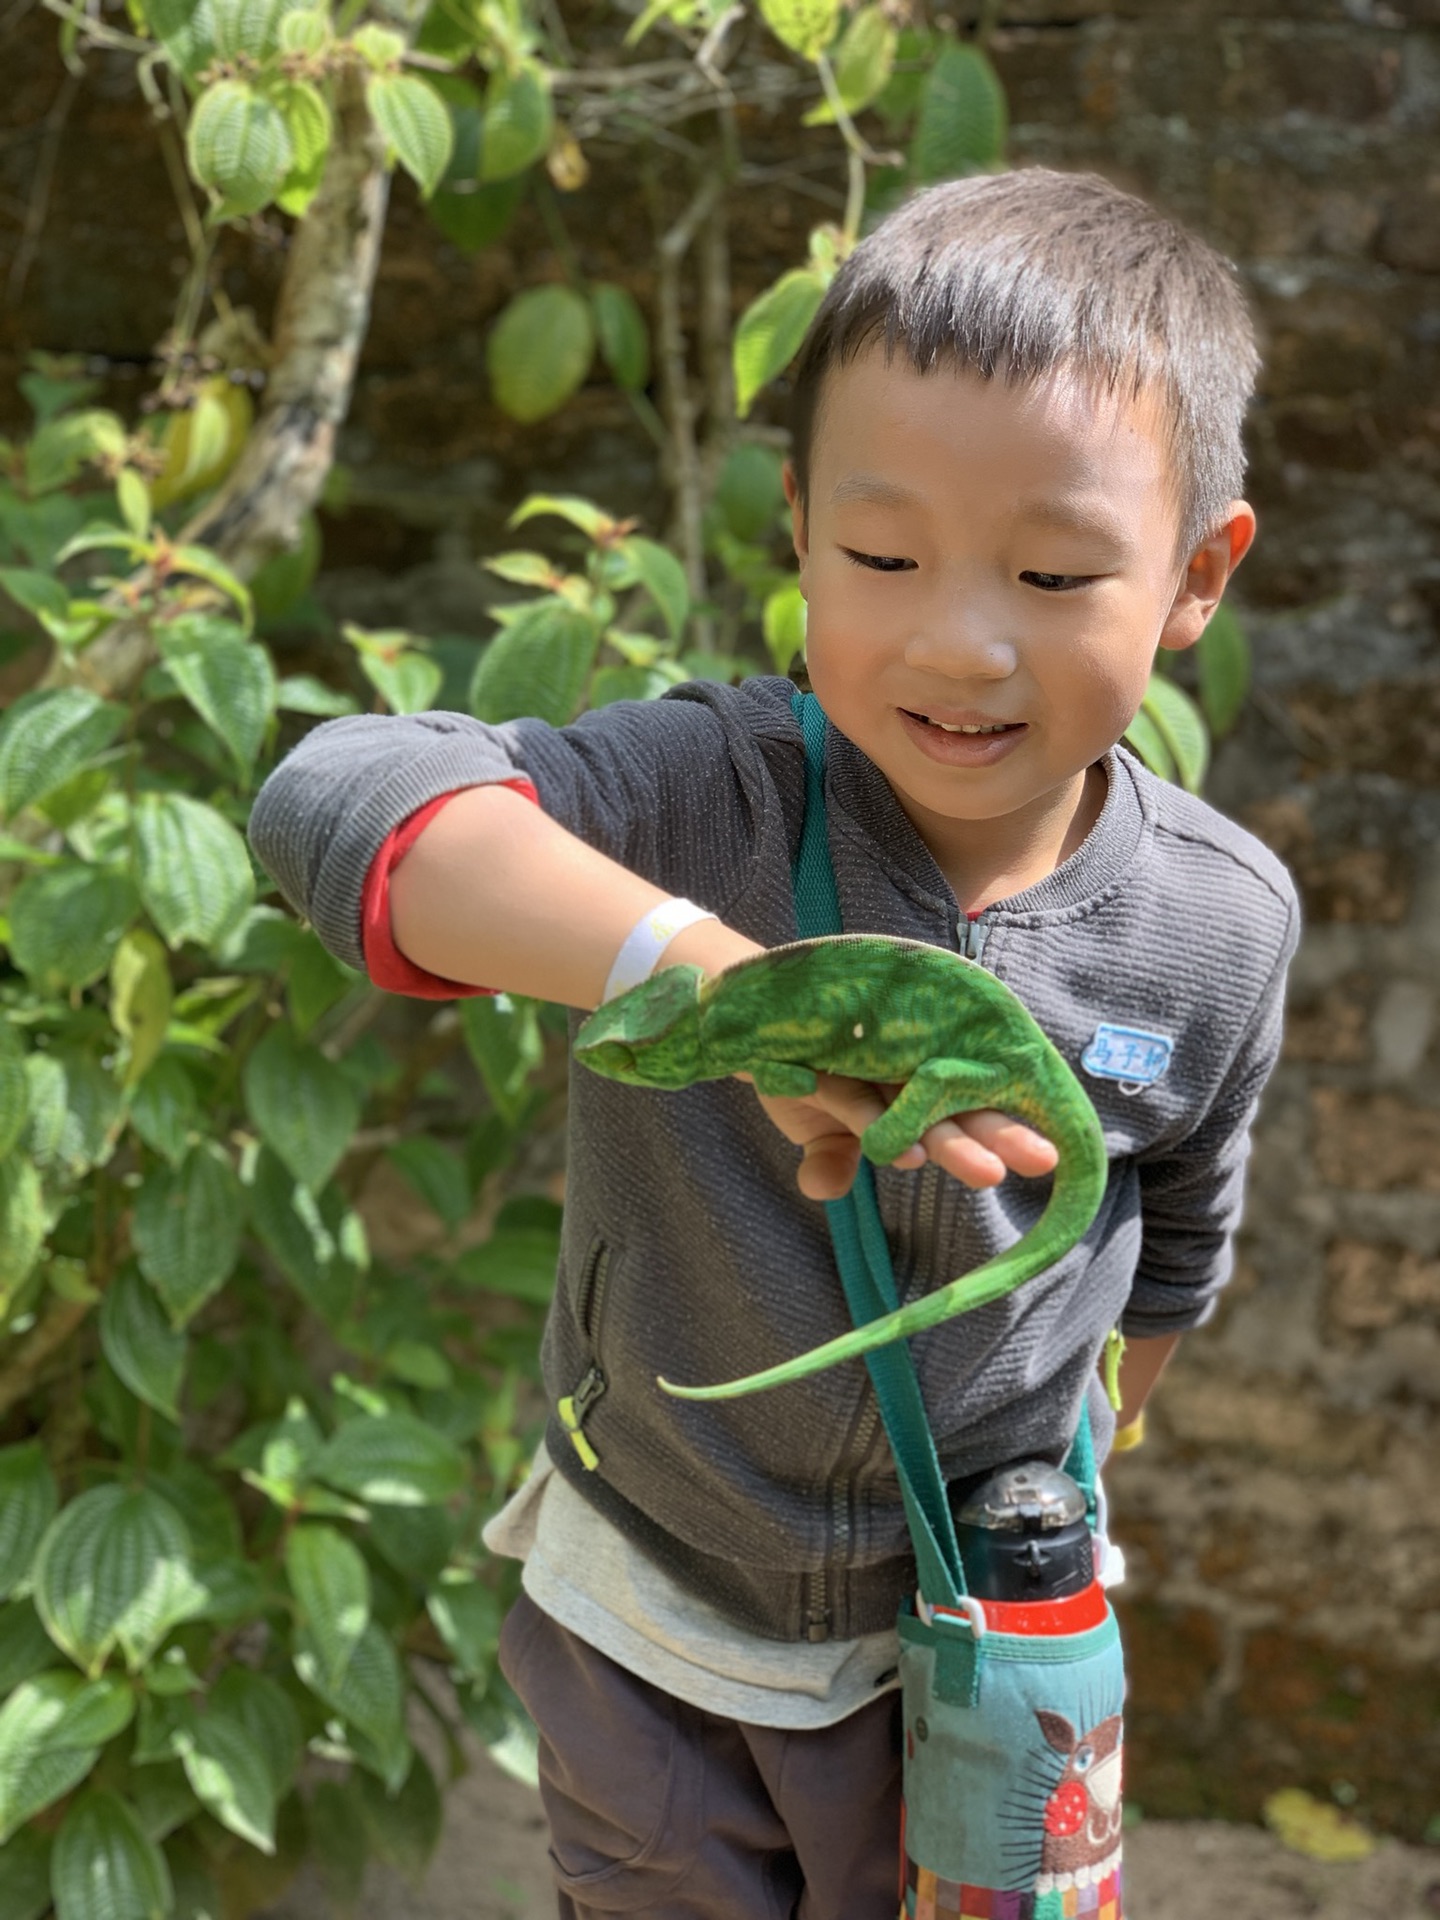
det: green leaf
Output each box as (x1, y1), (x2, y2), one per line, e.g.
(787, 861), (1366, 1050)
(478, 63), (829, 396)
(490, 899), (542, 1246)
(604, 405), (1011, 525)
(286, 933), (354, 1039)
(454, 1225), (559, 1304)
(590, 664), (673, 706)
(274, 673), (361, 717)
(243, 1022), (361, 1194)
(480, 60), (553, 181)
(172, 1701), (278, 1853)
(1196, 602), (1250, 737)
(116, 469), (151, 539)
(387, 1137), (471, 1229)
(1123, 701), (1176, 782)
(909, 41), (1008, 182)
(591, 283), (649, 391)
(1141, 673), (1209, 793)
(802, 4), (897, 123)
(109, 928), (173, 1087)
(0, 1674), (135, 1846)
(99, 1266), (186, 1423)
(428, 171), (526, 252)
(617, 537), (688, 640)
(0, 687), (124, 821)
(274, 78), (332, 215)
(762, 581), (807, 672)
(487, 285), (595, 424)
(127, 1056), (199, 1165)
(208, 1667), (301, 1801)
(250, 512), (322, 622)
(166, 545), (253, 626)
(132, 1145), (245, 1328)
(25, 411), (126, 496)
(146, 0), (217, 75)
(0, 1445), (57, 1602)
(458, 992), (542, 1124)
(0, 1823), (52, 1920)
(134, 793), (255, 950)
(357, 1750), (443, 1881)
(0, 566), (69, 621)
(0, 1158), (48, 1317)
(508, 492), (617, 538)
(52, 1790), (172, 1920)
(186, 79), (294, 216)
(0, 1599), (57, 1697)
(294, 1619), (408, 1787)
(157, 614), (277, 774)
(6, 864), (138, 992)
(246, 1147), (357, 1325)
(33, 1486), (207, 1675)
(313, 1414), (468, 1508)
(713, 443), (787, 544)
(367, 73), (453, 199)
(759, 0), (840, 60)
(22, 1045), (123, 1180)
(358, 648), (443, 715)
(351, 22), (404, 68)
(426, 1574), (501, 1677)
(470, 597), (602, 727)
(211, 0), (308, 60)
(733, 269), (826, 418)
(307, 1778), (369, 1908)
(285, 1524), (370, 1690)
(0, 1020), (29, 1160)
(278, 7), (329, 55)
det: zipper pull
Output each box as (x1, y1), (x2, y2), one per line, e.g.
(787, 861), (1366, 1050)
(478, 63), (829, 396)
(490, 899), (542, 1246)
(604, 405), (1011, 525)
(960, 912), (990, 965)
(557, 1365), (607, 1471)
(1102, 1328), (1126, 1413)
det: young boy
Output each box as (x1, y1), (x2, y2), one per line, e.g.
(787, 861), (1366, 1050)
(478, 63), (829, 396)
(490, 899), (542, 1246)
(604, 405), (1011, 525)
(249, 168), (1299, 1919)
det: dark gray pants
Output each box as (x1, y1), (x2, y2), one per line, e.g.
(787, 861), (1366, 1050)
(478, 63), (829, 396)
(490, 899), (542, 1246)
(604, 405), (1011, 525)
(499, 1591), (903, 1919)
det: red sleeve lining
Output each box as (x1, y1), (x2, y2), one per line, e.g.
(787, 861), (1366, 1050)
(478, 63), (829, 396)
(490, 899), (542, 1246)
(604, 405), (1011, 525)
(359, 778), (540, 999)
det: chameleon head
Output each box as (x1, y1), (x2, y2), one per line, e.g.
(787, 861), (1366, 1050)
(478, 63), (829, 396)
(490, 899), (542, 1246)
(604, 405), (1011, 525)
(573, 963), (708, 1089)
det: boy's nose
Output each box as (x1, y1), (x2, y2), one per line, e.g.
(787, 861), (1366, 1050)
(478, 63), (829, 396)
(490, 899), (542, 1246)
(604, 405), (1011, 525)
(902, 608), (1018, 680)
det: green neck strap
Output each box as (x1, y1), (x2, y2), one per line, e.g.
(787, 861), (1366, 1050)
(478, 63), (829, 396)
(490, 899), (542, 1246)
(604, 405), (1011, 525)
(788, 691), (1095, 1609)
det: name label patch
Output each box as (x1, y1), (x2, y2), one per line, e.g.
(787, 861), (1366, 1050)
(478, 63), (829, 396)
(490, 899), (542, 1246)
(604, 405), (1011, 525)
(1082, 1023), (1174, 1089)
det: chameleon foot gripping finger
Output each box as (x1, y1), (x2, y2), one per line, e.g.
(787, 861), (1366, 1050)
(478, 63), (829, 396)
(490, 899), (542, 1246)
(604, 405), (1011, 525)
(573, 935), (1108, 1401)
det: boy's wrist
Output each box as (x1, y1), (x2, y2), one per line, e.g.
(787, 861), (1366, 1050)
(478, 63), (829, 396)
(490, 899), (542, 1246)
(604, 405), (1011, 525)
(659, 919), (765, 981)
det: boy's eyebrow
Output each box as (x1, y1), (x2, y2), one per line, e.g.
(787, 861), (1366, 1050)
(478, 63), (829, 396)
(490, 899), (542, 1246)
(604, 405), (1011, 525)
(1015, 499), (1134, 548)
(829, 474), (920, 509)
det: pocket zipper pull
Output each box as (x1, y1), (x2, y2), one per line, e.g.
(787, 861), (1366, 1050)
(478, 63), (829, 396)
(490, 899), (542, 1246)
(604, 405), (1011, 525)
(558, 1365), (607, 1471)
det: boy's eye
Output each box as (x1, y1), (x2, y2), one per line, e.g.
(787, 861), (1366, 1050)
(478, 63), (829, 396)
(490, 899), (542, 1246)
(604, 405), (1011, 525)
(840, 548), (915, 573)
(1021, 571), (1090, 592)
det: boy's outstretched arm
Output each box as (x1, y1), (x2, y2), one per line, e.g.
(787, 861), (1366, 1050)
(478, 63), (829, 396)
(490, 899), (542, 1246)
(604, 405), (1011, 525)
(386, 784), (1056, 1197)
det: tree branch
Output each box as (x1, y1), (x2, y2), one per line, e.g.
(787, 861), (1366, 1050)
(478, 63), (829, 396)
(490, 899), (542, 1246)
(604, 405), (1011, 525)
(41, 63), (393, 699)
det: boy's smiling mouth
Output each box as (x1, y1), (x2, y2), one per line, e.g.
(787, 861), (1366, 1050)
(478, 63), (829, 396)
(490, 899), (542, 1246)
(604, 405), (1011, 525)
(899, 707), (1029, 766)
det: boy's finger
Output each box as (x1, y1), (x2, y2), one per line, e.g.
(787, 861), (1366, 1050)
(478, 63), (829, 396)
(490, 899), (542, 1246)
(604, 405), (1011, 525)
(919, 1118), (1009, 1189)
(796, 1132), (863, 1201)
(957, 1109), (1059, 1176)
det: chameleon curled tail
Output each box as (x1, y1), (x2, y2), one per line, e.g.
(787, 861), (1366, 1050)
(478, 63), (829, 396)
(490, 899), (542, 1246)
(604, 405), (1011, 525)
(573, 935), (1108, 1403)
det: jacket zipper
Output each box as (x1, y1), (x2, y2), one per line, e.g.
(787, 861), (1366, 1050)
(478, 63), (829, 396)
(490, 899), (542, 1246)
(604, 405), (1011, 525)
(560, 1242), (613, 1473)
(960, 910), (991, 964)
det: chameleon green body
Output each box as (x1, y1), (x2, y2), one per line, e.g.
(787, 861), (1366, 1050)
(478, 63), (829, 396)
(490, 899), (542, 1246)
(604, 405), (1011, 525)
(573, 934), (1108, 1402)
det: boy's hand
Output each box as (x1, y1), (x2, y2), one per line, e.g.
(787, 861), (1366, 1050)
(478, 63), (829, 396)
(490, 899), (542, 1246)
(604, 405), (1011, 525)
(743, 1072), (1059, 1202)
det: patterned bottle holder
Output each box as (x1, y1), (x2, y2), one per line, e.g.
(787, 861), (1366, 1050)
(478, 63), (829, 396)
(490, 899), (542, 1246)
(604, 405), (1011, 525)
(897, 1581), (1125, 1920)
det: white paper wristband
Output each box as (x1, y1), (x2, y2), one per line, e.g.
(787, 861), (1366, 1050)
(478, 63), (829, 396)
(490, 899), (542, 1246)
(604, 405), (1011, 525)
(602, 898), (718, 1003)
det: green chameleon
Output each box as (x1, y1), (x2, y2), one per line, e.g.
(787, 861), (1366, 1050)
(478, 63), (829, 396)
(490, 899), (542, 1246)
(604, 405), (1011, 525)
(573, 934), (1109, 1402)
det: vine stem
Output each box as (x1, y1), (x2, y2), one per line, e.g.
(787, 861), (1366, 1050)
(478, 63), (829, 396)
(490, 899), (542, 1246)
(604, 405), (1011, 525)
(814, 51), (902, 248)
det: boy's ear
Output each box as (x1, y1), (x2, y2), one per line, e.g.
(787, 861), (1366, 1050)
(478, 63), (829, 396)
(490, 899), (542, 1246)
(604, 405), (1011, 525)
(782, 460), (810, 581)
(1157, 501), (1257, 653)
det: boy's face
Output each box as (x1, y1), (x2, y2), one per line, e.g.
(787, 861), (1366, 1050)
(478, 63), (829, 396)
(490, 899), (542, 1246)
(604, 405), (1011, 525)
(788, 349), (1252, 877)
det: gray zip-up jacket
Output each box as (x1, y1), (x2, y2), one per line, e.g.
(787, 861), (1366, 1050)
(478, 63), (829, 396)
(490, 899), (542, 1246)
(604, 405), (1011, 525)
(248, 676), (1299, 1641)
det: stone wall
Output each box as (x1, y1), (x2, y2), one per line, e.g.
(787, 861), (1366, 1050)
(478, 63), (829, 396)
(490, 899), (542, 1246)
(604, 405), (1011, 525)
(4, 0), (1438, 1841)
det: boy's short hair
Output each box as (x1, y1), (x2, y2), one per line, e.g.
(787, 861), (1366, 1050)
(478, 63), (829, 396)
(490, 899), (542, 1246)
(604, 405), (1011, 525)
(788, 168), (1260, 562)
